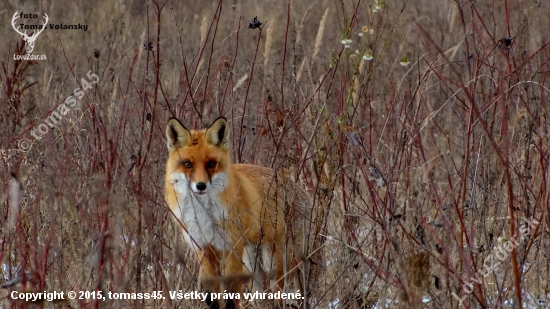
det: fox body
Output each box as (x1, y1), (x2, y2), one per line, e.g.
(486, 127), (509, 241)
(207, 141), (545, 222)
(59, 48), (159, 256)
(164, 117), (310, 308)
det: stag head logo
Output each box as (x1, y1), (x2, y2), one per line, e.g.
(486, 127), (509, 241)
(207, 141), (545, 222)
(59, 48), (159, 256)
(12, 11), (49, 54)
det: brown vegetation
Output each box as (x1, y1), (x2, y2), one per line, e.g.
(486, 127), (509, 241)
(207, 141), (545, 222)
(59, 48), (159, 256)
(1, 0), (550, 308)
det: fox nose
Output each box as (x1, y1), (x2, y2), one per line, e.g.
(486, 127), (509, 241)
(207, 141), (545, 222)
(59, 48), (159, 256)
(196, 182), (207, 191)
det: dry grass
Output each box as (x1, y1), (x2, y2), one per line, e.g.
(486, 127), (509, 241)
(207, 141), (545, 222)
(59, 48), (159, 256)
(1, 0), (550, 308)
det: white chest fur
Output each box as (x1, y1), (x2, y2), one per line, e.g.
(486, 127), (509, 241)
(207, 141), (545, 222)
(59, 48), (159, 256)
(169, 172), (230, 251)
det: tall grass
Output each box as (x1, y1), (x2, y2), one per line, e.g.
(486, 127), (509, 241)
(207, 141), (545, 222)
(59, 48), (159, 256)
(1, 0), (550, 308)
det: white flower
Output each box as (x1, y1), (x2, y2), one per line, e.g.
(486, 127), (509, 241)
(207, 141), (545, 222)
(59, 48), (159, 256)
(400, 55), (410, 67)
(358, 32), (364, 37)
(340, 39), (353, 49)
(340, 39), (353, 45)
(363, 52), (373, 61)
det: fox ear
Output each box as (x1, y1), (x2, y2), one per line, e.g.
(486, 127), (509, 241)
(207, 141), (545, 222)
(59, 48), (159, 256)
(206, 117), (229, 149)
(166, 118), (191, 151)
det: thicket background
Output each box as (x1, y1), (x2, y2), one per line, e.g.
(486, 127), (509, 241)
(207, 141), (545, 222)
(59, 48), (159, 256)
(1, 0), (550, 308)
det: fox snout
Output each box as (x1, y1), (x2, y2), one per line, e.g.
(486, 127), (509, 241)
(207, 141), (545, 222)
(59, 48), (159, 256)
(189, 174), (227, 196)
(194, 181), (207, 194)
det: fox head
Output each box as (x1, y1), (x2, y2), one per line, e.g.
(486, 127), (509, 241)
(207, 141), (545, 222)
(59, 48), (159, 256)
(165, 117), (230, 197)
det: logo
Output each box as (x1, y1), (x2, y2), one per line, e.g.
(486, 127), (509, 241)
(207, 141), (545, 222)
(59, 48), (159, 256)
(12, 11), (48, 55)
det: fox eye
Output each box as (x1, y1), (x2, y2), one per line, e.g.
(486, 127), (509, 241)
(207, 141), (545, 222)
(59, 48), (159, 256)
(182, 161), (193, 168)
(206, 160), (217, 169)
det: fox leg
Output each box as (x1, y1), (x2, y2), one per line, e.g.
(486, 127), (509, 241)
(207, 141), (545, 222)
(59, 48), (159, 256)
(223, 246), (245, 309)
(197, 245), (222, 308)
(243, 243), (264, 293)
(262, 242), (287, 309)
(261, 242), (285, 291)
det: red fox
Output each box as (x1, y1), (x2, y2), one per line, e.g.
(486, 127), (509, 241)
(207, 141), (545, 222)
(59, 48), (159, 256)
(164, 117), (314, 308)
